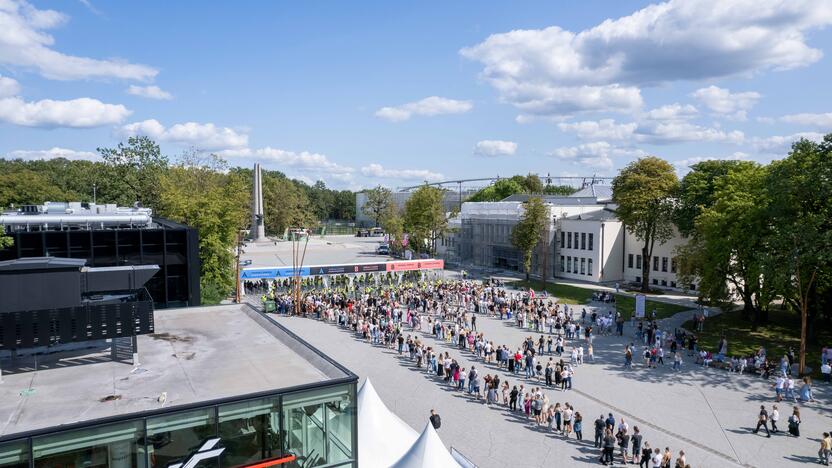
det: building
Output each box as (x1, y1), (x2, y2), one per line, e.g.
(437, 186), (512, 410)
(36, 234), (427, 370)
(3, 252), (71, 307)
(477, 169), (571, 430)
(0, 202), (200, 308)
(0, 304), (358, 468)
(453, 185), (694, 290)
(355, 189), (478, 227)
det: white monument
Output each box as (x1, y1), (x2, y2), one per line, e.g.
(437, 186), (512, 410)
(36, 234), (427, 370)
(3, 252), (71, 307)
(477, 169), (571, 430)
(251, 163), (266, 241)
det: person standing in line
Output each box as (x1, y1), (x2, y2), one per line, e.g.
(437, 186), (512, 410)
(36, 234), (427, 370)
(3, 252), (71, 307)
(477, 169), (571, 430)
(675, 450), (686, 468)
(753, 405), (771, 437)
(788, 406), (801, 437)
(631, 426), (643, 465)
(639, 442), (652, 468)
(601, 428), (616, 465)
(594, 414), (606, 448)
(574, 412), (583, 441)
(770, 405), (779, 433)
(618, 428), (631, 465)
(650, 447), (662, 468)
(509, 385), (518, 411)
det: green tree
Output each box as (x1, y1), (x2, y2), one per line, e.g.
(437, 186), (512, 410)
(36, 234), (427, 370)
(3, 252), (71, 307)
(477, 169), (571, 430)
(403, 185), (447, 255)
(262, 172), (316, 235)
(362, 186), (394, 227)
(692, 162), (773, 325)
(765, 136), (832, 373)
(612, 157), (679, 292)
(380, 207), (405, 253)
(511, 196), (547, 280)
(0, 169), (67, 207)
(675, 160), (748, 237)
(157, 153), (249, 304)
(97, 136), (169, 207)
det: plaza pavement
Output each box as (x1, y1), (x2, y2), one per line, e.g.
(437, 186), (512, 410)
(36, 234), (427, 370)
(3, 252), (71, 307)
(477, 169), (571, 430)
(270, 296), (830, 468)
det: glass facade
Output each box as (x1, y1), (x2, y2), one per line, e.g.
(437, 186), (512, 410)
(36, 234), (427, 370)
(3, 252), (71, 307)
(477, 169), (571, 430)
(0, 384), (355, 468)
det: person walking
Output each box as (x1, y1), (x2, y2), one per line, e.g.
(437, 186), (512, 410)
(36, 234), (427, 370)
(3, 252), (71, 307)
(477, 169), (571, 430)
(819, 432), (831, 466)
(770, 405), (779, 433)
(752, 405), (771, 437)
(429, 409), (441, 430)
(788, 406), (801, 437)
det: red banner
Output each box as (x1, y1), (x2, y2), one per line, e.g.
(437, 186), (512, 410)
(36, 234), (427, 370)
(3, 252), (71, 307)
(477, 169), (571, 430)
(385, 259), (444, 272)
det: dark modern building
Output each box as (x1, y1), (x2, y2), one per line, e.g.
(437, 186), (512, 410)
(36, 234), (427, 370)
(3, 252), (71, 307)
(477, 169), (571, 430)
(0, 202), (200, 308)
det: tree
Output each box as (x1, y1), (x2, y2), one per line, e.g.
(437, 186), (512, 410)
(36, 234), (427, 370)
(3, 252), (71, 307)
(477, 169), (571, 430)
(262, 171), (316, 234)
(511, 196), (547, 280)
(157, 153), (249, 304)
(403, 185), (447, 255)
(674, 159), (749, 238)
(765, 136), (832, 374)
(97, 136), (169, 207)
(362, 186), (393, 227)
(467, 178), (525, 202)
(692, 162), (773, 325)
(612, 157), (678, 292)
(380, 207), (405, 253)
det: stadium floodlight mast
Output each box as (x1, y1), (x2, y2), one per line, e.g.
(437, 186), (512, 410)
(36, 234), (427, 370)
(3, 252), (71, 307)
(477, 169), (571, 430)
(291, 228), (309, 316)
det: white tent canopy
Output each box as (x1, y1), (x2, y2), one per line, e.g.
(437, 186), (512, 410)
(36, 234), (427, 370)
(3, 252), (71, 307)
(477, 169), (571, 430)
(390, 422), (462, 468)
(357, 378), (419, 468)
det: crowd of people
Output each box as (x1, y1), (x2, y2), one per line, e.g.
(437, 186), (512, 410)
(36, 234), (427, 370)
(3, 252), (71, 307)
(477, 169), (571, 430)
(247, 275), (700, 466)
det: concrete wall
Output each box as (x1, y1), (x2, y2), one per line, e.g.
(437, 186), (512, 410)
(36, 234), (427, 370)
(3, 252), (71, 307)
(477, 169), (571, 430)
(599, 221), (624, 283)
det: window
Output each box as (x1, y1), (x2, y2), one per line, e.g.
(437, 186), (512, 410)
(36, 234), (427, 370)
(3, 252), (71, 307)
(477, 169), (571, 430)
(566, 256), (571, 273)
(653, 256), (659, 272)
(661, 280), (667, 286)
(636, 255), (642, 269)
(653, 278), (658, 285)
(33, 421), (144, 468)
(588, 258), (593, 275)
(283, 385), (354, 465)
(560, 231), (565, 248)
(581, 233), (586, 250)
(580, 258), (585, 275)
(670, 281), (677, 288)
(628, 254), (634, 269)
(588, 233), (594, 251)
(573, 257), (578, 273)
(671, 257), (677, 273)
(0, 440), (28, 468)
(219, 397), (283, 467)
(689, 283), (696, 291)
(560, 256), (565, 272)
(635, 276), (641, 283)
(567, 232), (572, 249)
(662, 257), (668, 272)
(147, 408), (217, 468)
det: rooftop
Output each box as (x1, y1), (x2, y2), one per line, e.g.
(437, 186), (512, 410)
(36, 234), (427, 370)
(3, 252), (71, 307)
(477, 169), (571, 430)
(0, 304), (352, 439)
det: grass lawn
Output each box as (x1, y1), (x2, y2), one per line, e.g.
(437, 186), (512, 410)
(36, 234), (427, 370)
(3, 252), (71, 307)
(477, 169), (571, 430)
(514, 279), (691, 320)
(682, 309), (832, 370)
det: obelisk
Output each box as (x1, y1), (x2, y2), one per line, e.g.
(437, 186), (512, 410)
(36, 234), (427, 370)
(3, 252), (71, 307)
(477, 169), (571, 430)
(251, 163), (266, 241)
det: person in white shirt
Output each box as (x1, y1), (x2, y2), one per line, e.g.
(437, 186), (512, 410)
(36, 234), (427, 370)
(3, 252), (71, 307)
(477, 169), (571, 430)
(651, 448), (662, 467)
(821, 360), (831, 384)
(770, 405), (780, 433)
(774, 375), (786, 402)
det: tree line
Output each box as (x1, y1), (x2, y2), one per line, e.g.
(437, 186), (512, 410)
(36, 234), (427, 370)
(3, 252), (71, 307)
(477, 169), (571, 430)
(0, 137), (355, 303)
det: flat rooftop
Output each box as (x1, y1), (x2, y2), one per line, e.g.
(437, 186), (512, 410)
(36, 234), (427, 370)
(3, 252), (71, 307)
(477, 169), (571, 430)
(0, 304), (351, 438)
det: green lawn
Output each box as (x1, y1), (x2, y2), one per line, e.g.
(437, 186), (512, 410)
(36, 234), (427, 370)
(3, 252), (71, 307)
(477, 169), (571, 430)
(513, 279), (690, 320)
(681, 308), (832, 370)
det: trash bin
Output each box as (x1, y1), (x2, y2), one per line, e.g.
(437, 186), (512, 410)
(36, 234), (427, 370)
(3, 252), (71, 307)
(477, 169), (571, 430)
(263, 300), (276, 313)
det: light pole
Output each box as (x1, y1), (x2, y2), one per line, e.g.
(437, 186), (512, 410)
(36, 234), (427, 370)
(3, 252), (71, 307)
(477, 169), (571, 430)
(93, 183), (97, 204)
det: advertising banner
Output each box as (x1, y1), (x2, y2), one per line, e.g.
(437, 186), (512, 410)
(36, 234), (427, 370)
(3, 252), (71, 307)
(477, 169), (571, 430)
(635, 294), (646, 318)
(242, 260), (443, 279)
(385, 260), (444, 272)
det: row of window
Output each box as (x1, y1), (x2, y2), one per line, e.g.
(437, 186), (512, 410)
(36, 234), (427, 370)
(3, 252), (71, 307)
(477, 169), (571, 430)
(560, 255), (593, 276)
(560, 231), (594, 251)
(627, 254), (677, 273)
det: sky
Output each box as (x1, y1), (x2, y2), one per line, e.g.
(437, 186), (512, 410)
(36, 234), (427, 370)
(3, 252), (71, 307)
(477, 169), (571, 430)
(1, 0), (831, 190)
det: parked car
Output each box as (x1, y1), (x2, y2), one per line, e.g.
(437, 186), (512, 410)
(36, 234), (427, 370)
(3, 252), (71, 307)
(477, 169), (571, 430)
(355, 229), (369, 237)
(376, 244), (390, 255)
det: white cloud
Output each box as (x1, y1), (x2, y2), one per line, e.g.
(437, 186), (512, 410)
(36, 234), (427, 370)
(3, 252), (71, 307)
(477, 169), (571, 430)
(642, 103), (698, 121)
(551, 141), (645, 171)
(0, 75), (21, 97)
(473, 140), (517, 157)
(752, 132), (824, 154)
(558, 119), (637, 140)
(127, 85), (173, 100)
(375, 96), (472, 122)
(0, 0), (157, 81)
(673, 152), (749, 175)
(509, 84), (643, 118)
(461, 0), (831, 117)
(779, 112), (832, 129)
(558, 116), (743, 144)
(5, 146), (98, 161)
(218, 147), (354, 175)
(120, 119), (248, 150)
(360, 163), (443, 182)
(635, 121), (745, 144)
(691, 86), (760, 120)
(0, 96), (130, 127)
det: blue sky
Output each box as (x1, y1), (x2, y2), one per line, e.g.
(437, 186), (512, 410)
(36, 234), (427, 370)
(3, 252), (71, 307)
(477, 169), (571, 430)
(1, 0), (831, 189)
